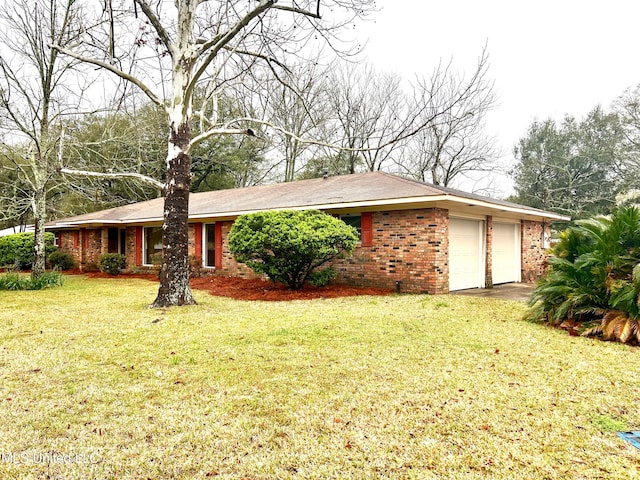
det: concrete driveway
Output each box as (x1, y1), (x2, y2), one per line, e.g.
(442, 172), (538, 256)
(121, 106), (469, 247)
(453, 283), (536, 302)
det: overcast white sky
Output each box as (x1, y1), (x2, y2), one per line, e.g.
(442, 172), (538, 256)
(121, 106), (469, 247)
(354, 1), (640, 194)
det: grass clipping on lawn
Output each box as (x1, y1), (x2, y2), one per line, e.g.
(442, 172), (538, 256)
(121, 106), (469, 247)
(0, 277), (639, 479)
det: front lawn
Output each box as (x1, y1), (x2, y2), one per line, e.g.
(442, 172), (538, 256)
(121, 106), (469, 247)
(0, 276), (638, 479)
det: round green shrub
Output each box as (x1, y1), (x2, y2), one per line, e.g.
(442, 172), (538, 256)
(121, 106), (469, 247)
(48, 250), (76, 270)
(99, 253), (127, 275)
(228, 210), (358, 290)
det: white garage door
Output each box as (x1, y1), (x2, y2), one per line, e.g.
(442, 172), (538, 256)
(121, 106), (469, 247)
(492, 223), (521, 285)
(449, 218), (484, 291)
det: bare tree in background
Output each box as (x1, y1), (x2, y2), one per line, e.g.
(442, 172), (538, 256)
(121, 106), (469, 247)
(59, 101), (166, 211)
(246, 59), (330, 182)
(323, 61), (409, 173)
(55, 0), (376, 307)
(397, 49), (498, 187)
(0, 0), (86, 279)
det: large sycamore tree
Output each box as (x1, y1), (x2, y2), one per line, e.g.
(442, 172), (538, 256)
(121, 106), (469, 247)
(56, 0), (374, 307)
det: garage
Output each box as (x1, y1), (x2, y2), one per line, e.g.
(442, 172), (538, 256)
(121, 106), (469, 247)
(492, 222), (521, 285)
(449, 218), (485, 291)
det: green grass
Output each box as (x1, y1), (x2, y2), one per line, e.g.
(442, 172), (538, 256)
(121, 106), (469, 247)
(0, 276), (639, 479)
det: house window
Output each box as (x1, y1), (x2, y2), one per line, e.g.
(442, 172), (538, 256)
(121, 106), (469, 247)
(340, 214), (362, 240)
(204, 224), (216, 267)
(144, 227), (163, 265)
(53, 232), (60, 247)
(120, 229), (127, 256)
(107, 228), (126, 255)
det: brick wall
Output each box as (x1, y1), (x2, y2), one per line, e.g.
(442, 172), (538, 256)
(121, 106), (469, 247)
(52, 214), (551, 290)
(521, 220), (550, 283)
(100, 229), (109, 255)
(207, 210), (452, 293)
(217, 221), (261, 278)
(331, 208), (449, 294)
(485, 216), (493, 289)
(58, 228), (134, 271)
(58, 230), (81, 266)
(81, 229), (102, 269)
(125, 227), (138, 268)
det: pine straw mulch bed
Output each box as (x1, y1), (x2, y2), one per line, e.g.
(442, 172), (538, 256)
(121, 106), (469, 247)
(66, 270), (393, 301)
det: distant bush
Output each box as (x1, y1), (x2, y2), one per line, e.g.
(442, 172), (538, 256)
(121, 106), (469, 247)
(84, 262), (100, 273)
(99, 253), (127, 275)
(0, 271), (63, 290)
(0, 232), (56, 269)
(228, 210), (358, 290)
(48, 251), (76, 270)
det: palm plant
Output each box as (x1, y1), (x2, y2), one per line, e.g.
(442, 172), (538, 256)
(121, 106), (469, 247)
(527, 206), (640, 345)
(582, 264), (640, 345)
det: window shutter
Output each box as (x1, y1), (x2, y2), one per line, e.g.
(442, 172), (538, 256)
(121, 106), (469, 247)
(135, 227), (143, 266)
(194, 223), (203, 259)
(73, 231), (79, 249)
(214, 223), (223, 269)
(361, 212), (373, 247)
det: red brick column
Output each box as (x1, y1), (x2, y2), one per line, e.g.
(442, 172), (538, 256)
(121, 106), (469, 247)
(124, 227), (138, 268)
(521, 220), (550, 282)
(58, 229), (82, 267)
(100, 228), (109, 255)
(485, 215), (493, 289)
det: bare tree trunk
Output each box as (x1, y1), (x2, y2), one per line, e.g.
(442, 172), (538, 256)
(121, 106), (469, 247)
(151, 5), (198, 307)
(151, 121), (196, 307)
(31, 185), (47, 279)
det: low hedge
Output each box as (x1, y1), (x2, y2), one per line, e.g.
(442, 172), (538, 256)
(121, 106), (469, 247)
(0, 232), (56, 269)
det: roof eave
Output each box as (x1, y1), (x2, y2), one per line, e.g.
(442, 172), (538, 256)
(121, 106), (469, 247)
(189, 194), (568, 222)
(46, 192), (569, 228)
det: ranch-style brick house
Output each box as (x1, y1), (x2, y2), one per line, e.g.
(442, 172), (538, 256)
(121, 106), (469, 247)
(46, 172), (567, 294)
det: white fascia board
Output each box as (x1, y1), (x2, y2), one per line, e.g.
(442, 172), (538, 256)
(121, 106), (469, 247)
(48, 220), (124, 228)
(434, 195), (569, 221)
(49, 217), (164, 228)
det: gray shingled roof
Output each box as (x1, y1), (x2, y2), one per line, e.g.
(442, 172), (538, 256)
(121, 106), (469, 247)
(47, 171), (566, 227)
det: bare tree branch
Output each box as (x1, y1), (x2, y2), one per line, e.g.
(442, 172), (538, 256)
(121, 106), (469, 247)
(186, 0), (277, 104)
(59, 167), (164, 190)
(133, 0), (173, 54)
(51, 44), (165, 108)
(272, 4), (321, 19)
